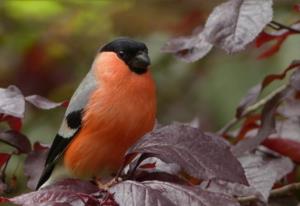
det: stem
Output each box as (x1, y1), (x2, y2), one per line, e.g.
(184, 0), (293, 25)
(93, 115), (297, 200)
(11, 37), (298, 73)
(1, 155), (11, 183)
(268, 21), (300, 33)
(218, 84), (287, 134)
(238, 182), (300, 203)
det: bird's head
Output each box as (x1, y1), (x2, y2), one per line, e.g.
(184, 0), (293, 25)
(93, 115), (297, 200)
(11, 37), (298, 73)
(98, 38), (150, 75)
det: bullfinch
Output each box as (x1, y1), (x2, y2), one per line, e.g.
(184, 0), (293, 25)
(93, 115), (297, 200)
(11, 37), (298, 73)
(36, 38), (157, 189)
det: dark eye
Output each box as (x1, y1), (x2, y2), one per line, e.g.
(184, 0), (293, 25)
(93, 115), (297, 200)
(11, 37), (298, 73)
(118, 50), (125, 57)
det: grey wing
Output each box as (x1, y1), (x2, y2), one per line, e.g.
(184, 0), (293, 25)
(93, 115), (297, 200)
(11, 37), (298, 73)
(58, 69), (98, 137)
(36, 69), (98, 189)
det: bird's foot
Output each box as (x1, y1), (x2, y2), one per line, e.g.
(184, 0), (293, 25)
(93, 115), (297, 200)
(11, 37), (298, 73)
(95, 177), (122, 191)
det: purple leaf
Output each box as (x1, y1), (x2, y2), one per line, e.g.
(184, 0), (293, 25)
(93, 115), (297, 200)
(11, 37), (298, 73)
(109, 181), (175, 206)
(0, 130), (31, 153)
(203, 0), (273, 53)
(8, 179), (116, 206)
(25, 95), (67, 110)
(238, 151), (294, 202)
(232, 86), (293, 156)
(163, 0), (273, 61)
(289, 68), (300, 90)
(161, 32), (213, 62)
(236, 85), (262, 118)
(144, 181), (240, 206)
(236, 61), (300, 118)
(24, 142), (49, 190)
(127, 123), (248, 185)
(277, 94), (300, 118)
(0, 85), (25, 118)
(0, 181), (8, 195)
(0, 153), (10, 168)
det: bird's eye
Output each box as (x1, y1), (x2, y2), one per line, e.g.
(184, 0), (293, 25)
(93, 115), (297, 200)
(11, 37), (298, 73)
(118, 50), (125, 57)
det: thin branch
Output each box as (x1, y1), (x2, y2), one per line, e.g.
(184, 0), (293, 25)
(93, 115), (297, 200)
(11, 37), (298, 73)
(238, 182), (300, 203)
(1, 154), (11, 183)
(218, 84), (287, 135)
(268, 21), (300, 33)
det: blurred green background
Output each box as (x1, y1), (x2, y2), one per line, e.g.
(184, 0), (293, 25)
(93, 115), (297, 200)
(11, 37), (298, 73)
(0, 0), (299, 195)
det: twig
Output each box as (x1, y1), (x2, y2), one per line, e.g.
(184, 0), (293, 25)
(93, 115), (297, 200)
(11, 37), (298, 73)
(1, 155), (11, 183)
(238, 182), (300, 203)
(268, 20), (300, 33)
(218, 84), (287, 135)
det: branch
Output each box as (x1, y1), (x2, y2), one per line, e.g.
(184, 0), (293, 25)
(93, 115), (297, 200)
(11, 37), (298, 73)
(218, 84), (287, 135)
(238, 182), (300, 203)
(268, 21), (300, 33)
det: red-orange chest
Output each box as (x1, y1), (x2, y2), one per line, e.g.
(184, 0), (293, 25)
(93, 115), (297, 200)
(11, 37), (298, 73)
(64, 71), (156, 178)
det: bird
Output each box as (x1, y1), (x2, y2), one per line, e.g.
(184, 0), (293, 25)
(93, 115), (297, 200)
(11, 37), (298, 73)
(36, 38), (157, 189)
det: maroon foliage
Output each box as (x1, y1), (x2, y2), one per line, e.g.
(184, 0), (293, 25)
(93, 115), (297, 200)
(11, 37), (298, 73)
(232, 86), (293, 156)
(239, 151), (293, 201)
(236, 60), (300, 118)
(127, 123), (248, 185)
(2, 179), (117, 206)
(25, 95), (68, 110)
(294, 4), (300, 12)
(163, 0), (273, 61)
(255, 21), (300, 59)
(0, 130), (31, 154)
(24, 142), (49, 190)
(0, 153), (10, 168)
(0, 85), (25, 118)
(263, 138), (300, 163)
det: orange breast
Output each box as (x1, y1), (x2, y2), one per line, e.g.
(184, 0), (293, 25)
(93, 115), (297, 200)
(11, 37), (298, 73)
(64, 52), (156, 178)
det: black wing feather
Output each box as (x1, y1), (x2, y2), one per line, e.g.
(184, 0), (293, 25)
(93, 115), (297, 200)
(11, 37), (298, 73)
(36, 110), (83, 189)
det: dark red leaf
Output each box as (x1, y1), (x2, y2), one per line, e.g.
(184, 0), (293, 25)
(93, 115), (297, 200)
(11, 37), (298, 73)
(238, 151), (293, 202)
(293, 4), (300, 12)
(0, 85), (25, 118)
(0, 196), (9, 203)
(255, 31), (277, 47)
(7, 179), (116, 206)
(0, 115), (22, 131)
(233, 86), (293, 156)
(236, 115), (260, 142)
(263, 138), (300, 163)
(144, 181), (240, 206)
(0, 130), (31, 153)
(236, 60), (300, 118)
(236, 85), (262, 118)
(24, 142), (49, 190)
(255, 22), (300, 59)
(257, 35), (288, 59)
(110, 181), (174, 206)
(0, 153), (10, 168)
(161, 31), (213, 62)
(262, 62), (300, 88)
(25, 95), (67, 110)
(290, 68), (300, 90)
(127, 123), (248, 185)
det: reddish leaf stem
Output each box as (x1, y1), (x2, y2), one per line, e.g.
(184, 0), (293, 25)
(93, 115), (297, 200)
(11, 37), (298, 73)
(218, 85), (287, 135)
(1, 155), (11, 183)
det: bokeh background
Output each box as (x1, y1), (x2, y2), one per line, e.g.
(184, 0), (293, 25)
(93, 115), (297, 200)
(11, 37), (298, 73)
(0, 0), (299, 195)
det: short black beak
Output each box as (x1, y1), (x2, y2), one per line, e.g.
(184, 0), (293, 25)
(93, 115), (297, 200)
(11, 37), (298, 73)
(130, 52), (150, 74)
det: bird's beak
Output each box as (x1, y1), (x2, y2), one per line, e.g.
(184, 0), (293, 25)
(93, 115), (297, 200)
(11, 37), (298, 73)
(131, 51), (151, 71)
